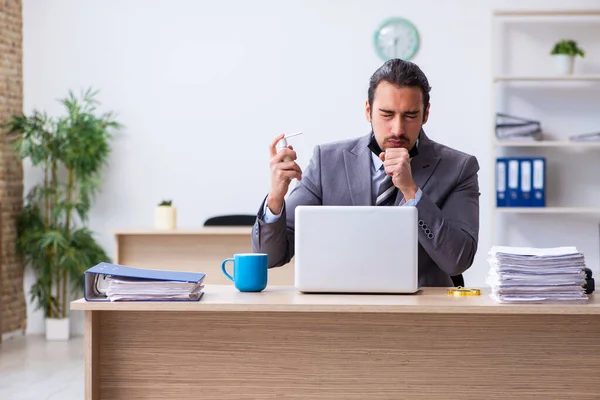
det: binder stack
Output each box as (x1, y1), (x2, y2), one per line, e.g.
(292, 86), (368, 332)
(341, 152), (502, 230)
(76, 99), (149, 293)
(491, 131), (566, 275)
(84, 262), (206, 302)
(486, 246), (589, 304)
(496, 157), (545, 207)
(495, 113), (543, 141)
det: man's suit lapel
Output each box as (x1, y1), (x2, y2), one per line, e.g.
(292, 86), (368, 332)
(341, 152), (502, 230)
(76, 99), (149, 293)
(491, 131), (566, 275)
(394, 130), (441, 206)
(344, 135), (372, 206)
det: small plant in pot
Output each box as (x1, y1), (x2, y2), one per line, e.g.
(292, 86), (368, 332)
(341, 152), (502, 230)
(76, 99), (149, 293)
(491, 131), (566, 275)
(155, 200), (177, 229)
(550, 39), (585, 75)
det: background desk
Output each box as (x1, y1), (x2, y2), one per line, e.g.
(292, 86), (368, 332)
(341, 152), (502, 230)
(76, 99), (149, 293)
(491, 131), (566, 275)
(72, 286), (600, 400)
(113, 228), (294, 285)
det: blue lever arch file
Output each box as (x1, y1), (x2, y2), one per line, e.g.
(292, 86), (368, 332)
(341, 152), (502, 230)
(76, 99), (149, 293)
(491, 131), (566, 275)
(507, 158), (520, 207)
(84, 262), (206, 302)
(520, 159), (532, 207)
(496, 158), (508, 207)
(532, 157), (546, 207)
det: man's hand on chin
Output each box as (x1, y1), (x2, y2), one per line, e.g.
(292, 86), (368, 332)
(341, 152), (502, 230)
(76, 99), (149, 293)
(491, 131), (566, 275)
(380, 148), (418, 200)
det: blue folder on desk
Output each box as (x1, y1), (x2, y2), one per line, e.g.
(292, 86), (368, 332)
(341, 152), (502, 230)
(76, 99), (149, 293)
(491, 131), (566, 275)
(83, 262), (206, 302)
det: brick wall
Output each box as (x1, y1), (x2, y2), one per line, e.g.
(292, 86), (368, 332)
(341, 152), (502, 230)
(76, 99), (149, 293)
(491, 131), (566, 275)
(0, 0), (26, 335)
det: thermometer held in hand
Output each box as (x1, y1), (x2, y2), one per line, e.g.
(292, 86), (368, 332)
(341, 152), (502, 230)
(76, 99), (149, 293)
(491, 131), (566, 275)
(282, 131), (303, 139)
(276, 132), (303, 162)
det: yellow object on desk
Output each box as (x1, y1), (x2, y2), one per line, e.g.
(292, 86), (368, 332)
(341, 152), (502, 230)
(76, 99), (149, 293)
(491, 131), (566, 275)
(447, 287), (481, 296)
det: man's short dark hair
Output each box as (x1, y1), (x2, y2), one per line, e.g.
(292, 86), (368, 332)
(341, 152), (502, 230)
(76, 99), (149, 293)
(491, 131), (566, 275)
(368, 59), (431, 114)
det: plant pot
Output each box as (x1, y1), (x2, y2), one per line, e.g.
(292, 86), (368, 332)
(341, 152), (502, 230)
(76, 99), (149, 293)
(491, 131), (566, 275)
(155, 206), (177, 229)
(553, 54), (574, 75)
(46, 317), (70, 341)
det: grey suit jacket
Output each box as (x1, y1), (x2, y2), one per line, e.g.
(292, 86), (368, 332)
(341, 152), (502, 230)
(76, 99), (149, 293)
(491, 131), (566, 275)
(251, 131), (480, 287)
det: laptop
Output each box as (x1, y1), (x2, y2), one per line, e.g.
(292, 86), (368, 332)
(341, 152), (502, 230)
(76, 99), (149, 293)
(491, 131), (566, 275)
(294, 205), (419, 294)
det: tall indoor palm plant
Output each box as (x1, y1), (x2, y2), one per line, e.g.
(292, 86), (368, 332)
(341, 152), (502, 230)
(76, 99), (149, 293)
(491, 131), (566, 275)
(5, 88), (120, 340)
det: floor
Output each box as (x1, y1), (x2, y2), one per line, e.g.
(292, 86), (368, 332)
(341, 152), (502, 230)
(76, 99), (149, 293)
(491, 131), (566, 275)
(0, 334), (83, 400)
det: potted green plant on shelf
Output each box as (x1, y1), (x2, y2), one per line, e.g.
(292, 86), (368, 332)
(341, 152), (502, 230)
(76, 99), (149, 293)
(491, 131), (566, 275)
(550, 39), (585, 75)
(4, 88), (120, 341)
(155, 199), (177, 229)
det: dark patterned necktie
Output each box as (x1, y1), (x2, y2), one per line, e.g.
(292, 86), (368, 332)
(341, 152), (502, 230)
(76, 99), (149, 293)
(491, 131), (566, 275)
(376, 175), (396, 206)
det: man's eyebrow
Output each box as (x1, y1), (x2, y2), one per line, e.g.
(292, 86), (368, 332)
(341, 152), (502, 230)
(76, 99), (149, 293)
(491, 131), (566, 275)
(378, 109), (420, 115)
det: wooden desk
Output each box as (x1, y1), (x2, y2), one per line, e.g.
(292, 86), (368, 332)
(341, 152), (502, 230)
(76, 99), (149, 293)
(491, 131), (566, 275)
(72, 286), (600, 400)
(113, 228), (294, 285)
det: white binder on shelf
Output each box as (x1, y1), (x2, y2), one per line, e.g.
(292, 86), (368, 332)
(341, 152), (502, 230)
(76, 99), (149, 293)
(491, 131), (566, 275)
(531, 158), (546, 207)
(520, 159), (532, 207)
(507, 159), (520, 207)
(496, 158), (508, 207)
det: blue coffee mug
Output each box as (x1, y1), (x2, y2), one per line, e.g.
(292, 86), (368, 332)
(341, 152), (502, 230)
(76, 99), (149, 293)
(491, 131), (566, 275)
(221, 253), (268, 292)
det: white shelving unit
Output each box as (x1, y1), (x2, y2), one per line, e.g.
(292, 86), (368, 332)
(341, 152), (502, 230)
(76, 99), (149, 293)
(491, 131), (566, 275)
(491, 9), (600, 247)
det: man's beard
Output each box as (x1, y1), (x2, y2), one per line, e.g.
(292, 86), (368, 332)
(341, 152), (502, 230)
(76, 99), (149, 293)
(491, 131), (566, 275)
(382, 134), (411, 148)
(369, 124), (420, 159)
(370, 123), (411, 150)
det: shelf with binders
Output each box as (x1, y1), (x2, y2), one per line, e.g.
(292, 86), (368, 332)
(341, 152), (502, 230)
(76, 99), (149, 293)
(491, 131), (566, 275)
(491, 9), (600, 271)
(493, 113), (600, 146)
(495, 157), (545, 209)
(493, 113), (600, 209)
(493, 116), (600, 148)
(494, 149), (600, 211)
(493, 102), (600, 211)
(494, 146), (600, 208)
(491, 15), (600, 188)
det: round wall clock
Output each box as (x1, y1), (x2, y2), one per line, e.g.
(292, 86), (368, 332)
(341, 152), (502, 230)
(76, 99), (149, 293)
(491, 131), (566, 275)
(373, 18), (420, 61)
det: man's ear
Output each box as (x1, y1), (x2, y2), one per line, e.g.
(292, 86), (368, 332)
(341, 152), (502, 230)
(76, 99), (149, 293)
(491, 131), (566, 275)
(422, 103), (430, 124)
(365, 100), (372, 123)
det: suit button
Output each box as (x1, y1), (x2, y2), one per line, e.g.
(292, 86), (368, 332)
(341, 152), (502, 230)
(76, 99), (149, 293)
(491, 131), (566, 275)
(422, 224), (428, 230)
(425, 228), (431, 235)
(428, 233), (434, 239)
(418, 220), (424, 227)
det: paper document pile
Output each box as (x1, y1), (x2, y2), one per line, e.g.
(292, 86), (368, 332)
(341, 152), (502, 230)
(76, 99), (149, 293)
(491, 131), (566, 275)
(486, 246), (589, 304)
(103, 276), (205, 301)
(84, 262), (206, 302)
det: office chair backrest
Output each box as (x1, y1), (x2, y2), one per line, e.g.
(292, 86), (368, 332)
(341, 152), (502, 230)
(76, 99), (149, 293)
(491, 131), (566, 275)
(204, 214), (256, 226)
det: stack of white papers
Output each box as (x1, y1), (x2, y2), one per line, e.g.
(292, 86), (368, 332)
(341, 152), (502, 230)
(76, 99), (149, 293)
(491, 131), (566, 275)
(486, 246), (589, 304)
(104, 276), (204, 301)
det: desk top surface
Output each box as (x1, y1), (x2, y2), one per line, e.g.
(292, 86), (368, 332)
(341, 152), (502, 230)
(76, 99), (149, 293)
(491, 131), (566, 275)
(71, 285), (600, 315)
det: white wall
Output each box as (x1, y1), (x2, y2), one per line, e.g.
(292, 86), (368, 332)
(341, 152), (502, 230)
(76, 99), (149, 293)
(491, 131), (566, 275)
(21, 0), (600, 335)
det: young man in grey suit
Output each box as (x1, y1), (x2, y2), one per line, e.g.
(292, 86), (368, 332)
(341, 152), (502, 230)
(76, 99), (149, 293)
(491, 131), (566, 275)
(251, 58), (480, 287)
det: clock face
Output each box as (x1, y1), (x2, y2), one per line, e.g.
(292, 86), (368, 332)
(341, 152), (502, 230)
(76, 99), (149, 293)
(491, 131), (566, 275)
(374, 18), (420, 61)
